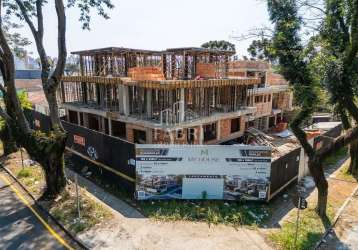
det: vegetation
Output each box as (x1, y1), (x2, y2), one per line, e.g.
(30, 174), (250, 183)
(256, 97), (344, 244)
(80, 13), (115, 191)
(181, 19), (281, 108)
(139, 200), (270, 227)
(4, 151), (112, 235)
(201, 40), (236, 52)
(270, 204), (334, 250)
(0, 0), (113, 198)
(247, 37), (275, 62)
(267, 0), (358, 217)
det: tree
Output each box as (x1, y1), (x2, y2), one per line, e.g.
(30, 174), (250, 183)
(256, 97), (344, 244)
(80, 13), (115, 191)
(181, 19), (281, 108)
(65, 54), (79, 76)
(247, 37), (275, 62)
(0, 13), (31, 155)
(267, 0), (358, 217)
(0, 0), (113, 198)
(201, 40), (236, 52)
(319, 0), (358, 176)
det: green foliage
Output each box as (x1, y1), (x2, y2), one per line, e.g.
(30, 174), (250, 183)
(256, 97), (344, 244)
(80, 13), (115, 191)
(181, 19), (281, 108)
(17, 91), (32, 109)
(17, 168), (32, 178)
(67, 0), (114, 30)
(247, 38), (275, 62)
(139, 200), (270, 227)
(201, 40), (236, 52)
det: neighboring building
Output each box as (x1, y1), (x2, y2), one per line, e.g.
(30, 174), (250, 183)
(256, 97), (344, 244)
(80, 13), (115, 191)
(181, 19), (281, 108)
(59, 47), (292, 144)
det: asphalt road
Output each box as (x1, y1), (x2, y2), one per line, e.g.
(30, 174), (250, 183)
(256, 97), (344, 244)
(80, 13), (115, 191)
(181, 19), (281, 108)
(0, 170), (71, 250)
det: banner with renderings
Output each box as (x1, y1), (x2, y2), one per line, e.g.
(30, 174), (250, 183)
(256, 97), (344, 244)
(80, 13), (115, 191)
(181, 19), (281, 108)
(135, 144), (271, 201)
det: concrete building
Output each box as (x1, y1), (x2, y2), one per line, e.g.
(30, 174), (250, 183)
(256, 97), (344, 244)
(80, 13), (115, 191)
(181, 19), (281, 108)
(59, 47), (292, 144)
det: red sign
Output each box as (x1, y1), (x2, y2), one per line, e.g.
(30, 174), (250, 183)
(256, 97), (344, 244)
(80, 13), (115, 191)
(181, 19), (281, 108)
(74, 135), (85, 146)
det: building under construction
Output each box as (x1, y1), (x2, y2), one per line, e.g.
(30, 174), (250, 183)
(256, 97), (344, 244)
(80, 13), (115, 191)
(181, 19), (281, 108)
(59, 46), (292, 144)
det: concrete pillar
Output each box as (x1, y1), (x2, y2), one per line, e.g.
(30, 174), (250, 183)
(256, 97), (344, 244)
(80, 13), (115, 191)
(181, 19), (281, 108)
(264, 116), (270, 131)
(146, 89), (152, 119)
(101, 117), (106, 133)
(199, 125), (204, 144)
(123, 86), (130, 116)
(108, 118), (112, 135)
(83, 113), (89, 128)
(179, 88), (185, 122)
(118, 85), (124, 114)
(217, 120), (221, 140)
(77, 111), (81, 126)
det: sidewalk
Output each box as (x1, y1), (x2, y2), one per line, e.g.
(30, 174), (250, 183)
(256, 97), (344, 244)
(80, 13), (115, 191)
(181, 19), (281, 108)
(65, 168), (273, 250)
(317, 185), (358, 250)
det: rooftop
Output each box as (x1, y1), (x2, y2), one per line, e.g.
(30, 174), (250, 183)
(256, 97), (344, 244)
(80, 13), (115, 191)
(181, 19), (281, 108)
(72, 46), (234, 56)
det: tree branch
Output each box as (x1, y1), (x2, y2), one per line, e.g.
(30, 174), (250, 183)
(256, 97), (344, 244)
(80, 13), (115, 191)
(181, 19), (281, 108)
(51, 0), (66, 84)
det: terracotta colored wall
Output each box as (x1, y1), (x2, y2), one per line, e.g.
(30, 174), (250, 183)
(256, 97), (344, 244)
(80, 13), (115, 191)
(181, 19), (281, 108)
(196, 63), (217, 78)
(128, 67), (165, 81)
(267, 72), (288, 86)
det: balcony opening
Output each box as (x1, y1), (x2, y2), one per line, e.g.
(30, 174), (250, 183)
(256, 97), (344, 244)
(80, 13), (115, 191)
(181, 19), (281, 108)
(112, 120), (126, 139)
(231, 118), (241, 133)
(203, 122), (217, 142)
(88, 113), (100, 131)
(134, 129), (146, 144)
(68, 110), (78, 124)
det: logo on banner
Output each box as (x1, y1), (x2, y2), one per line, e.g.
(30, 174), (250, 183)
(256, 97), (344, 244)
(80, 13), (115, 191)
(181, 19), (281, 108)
(73, 135), (85, 146)
(87, 146), (98, 160)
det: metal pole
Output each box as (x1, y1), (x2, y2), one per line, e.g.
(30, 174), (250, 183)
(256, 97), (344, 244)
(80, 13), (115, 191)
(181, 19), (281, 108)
(294, 197), (301, 249)
(75, 173), (81, 219)
(20, 147), (24, 170)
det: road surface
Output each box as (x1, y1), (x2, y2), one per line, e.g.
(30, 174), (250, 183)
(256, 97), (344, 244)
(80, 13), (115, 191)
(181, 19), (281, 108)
(0, 170), (75, 250)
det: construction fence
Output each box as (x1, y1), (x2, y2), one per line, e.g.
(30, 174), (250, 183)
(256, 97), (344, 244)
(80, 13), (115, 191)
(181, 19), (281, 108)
(26, 109), (342, 201)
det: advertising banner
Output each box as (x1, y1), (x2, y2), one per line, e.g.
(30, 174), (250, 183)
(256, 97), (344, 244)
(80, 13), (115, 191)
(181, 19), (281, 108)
(135, 144), (271, 201)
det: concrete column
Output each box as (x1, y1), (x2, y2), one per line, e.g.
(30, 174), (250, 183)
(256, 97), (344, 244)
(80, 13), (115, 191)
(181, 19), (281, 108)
(118, 85), (124, 114)
(77, 111), (81, 126)
(123, 86), (130, 116)
(83, 113), (89, 128)
(108, 118), (112, 135)
(146, 89), (152, 119)
(179, 88), (185, 122)
(101, 117), (106, 133)
(217, 120), (221, 140)
(264, 116), (270, 131)
(199, 125), (204, 144)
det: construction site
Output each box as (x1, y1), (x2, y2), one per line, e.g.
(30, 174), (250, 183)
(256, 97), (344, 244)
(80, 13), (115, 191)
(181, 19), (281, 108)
(59, 46), (293, 145)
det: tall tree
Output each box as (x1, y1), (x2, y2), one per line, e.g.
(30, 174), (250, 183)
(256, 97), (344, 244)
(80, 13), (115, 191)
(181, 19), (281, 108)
(320, 0), (358, 175)
(201, 40), (236, 52)
(0, 14), (30, 155)
(0, 0), (113, 197)
(267, 0), (358, 217)
(247, 37), (275, 62)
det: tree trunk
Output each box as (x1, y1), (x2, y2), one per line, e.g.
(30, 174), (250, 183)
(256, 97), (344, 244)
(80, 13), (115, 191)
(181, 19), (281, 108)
(348, 141), (358, 176)
(309, 160), (328, 217)
(0, 123), (17, 155)
(42, 153), (66, 197)
(19, 130), (67, 198)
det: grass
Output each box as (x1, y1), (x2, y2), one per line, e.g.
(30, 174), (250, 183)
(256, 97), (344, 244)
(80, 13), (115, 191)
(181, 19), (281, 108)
(50, 186), (112, 234)
(335, 159), (358, 183)
(138, 200), (270, 227)
(323, 146), (348, 167)
(2, 151), (113, 235)
(269, 146), (352, 250)
(269, 204), (334, 250)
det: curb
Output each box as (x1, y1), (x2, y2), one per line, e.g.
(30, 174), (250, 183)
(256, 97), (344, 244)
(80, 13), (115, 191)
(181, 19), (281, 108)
(314, 184), (358, 249)
(1, 165), (89, 250)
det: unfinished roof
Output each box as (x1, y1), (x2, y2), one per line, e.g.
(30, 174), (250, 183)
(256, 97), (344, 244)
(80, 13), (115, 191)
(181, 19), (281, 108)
(71, 47), (166, 56)
(166, 47), (235, 56)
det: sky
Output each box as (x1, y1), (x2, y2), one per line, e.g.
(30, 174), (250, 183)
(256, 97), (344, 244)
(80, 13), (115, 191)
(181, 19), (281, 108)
(19, 0), (271, 58)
